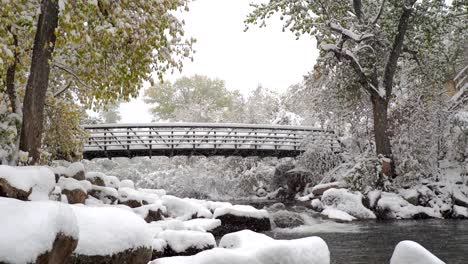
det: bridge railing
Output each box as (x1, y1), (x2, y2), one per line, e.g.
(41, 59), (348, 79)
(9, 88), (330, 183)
(82, 123), (341, 158)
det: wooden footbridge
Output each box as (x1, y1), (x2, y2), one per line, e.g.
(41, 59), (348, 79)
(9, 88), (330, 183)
(82, 123), (341, 159)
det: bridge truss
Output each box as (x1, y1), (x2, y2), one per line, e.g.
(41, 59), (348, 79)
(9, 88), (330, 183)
(82, 123), (341, 159)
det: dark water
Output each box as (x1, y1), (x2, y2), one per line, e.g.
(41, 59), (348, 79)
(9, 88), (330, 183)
(266, 219), (468, 264)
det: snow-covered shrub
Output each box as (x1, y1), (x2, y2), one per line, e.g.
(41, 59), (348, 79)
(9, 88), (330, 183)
(342, 154), (388, 192)
(0, 99), (21, 165)
(296, 143), (342, 185)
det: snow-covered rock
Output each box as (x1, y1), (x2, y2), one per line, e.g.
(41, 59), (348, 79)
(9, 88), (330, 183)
(321, 208), (356, 222)
(367, 190), (382, 208)
(162, 195), (213, 221)
(219, 230), (274, 249)
(118, 187), (149, 208)
(452, 205), (468, 219)
(133, 202), (167, 223)
(0, 197), (79, 264)
(156, 230), (216, 257)
(88, 185), (118, 204)
(399, 189), (419, 206)
(57, 177), (88, 204)
(0, 165), (56, 201)
(452, 187), (468, 207)
(85, 171), (107, 187)
(104, 175), (120, 188)
(69, 205), (152, 262)
(119, 179), (135, 189)
(183, 218), (222, 232)
(151, 235), (330, 264)
(376, 192), (442, 219)
(311, 181), (347, 196)
(390, 240), (445, 264)
(270, 210), (305, 228)
(310, 198), (323, 211)
(212, 205), (271, 236)
(321, 188), (376, 219)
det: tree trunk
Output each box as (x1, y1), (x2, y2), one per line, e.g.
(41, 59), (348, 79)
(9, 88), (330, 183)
(370, 94), (395, 177)
(5, 33), (18, 114)
(19, 0), (59, 164)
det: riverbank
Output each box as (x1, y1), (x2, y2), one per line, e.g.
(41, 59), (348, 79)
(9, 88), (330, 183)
(0, 162), (464, 263)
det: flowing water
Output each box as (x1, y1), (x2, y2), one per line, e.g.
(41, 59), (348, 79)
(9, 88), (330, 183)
(264, 208), (468, 264)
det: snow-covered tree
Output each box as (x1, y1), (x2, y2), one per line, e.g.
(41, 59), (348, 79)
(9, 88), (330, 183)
(144, 75), (244, 123)
(99, 103), (121, 124)
(243, 85), (281, 124)
(1, 0), (193, 163)
(246, 0), (464, 176)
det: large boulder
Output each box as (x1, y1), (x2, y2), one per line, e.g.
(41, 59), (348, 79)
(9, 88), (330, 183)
(133, 203), (167, 223)
(321, 188), (376, 219)
(452, 205), (468, 219)
(0, 165), (55, 201)
(88, 185), (118, 204)
(85, 172), (107, 187)
(68, 205), (153, 264)
(212, 205), (271, 236)
(150, 232), (330, 264)
(0, 198), (79, 264)
(57, 177), (89, 204)
(376, 192), (442, 220)
(154, 230), (216, 258)
(270, 210), (305, 228)
(311, 181), (347, 196)
(390, 240), (444, 264)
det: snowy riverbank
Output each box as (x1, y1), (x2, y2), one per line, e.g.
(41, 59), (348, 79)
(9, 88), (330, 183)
(0, 162), (461, 263)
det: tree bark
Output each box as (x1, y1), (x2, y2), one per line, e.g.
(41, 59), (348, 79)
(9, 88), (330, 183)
(370, 94), (394, 177)
(5, 32), (18, 114)
(19, 0), (59, 164)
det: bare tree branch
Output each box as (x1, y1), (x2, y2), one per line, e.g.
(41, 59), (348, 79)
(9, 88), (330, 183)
(372, 0), (387, 24)
(52, 63), (92, 90)
(53, 81), (73, 97)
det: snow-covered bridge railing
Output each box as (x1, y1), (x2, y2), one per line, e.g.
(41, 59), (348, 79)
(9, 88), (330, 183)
(82, 123), (341, 159)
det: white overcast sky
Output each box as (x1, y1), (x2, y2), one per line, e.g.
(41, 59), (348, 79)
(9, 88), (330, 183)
(119, 0), (319, 123)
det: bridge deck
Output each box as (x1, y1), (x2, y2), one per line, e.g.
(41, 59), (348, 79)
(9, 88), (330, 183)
(83, 123), (341, 159)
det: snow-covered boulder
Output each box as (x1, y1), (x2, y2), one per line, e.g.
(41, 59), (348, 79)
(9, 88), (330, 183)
(452, 187), (468, 207)
(390, 241), (445, 264)
(52, 162), (86, 181)
(321, 188), (376, 219)
(321, 208), (356, 222)
(68, 205), (153, 264)
(452, 205), (468, 219)
(88, 185), (118, 204)
(0, 197), (79, 264)
(311, 181), (347, 196)
(399, 189), (419, 206)
(212, 205), (271, 236)
(183, 219), (222, 232)
(85, 171), (107, 187)
(0, 165), (55, 201)
(133, 202), (167, 223)
(162, 195), (212, 221)
(103, 175), (120, 189)
(219, 230), (274, 249)
(151, 234), (330, 264)
(270, 210), (305, 228)
(367, 190), (382, 209)
(119, 179), (135, 189)
(155, 230), (216, 258)
(57, 177), (89, 204)
(311, 198), (323, 211)
(118, 187), (148, 208)
(376, 192), (442, 219)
